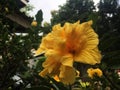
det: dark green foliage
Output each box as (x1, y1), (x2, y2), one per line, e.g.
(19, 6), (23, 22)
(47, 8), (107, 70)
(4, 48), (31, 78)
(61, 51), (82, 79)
(24, 86), (51, 90)
(51, 0), (95, 25)
(97, 0), (120, 68)
(35, 10), (43, 26)
(0, 1), (45, 89)
(0, 16), (31, 89)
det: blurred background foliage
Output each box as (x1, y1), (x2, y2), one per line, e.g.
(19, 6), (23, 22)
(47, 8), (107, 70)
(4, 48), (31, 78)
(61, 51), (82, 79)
(0, 0), (120, 90)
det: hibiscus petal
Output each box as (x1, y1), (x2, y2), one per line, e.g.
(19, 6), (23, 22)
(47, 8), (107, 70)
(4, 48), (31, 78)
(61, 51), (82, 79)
(74, 48), (101, 65)
(39, 68), (48, 77)
(61, 54), (73, 67)
(59, 65), (76, 85)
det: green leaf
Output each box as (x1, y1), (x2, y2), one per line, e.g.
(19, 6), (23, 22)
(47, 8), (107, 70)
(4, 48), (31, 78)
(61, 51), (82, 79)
(87, 12), (99, 30)
(48, 77), (69, 90)
(24, 86), (50, 90)
(102, 50), (120, 67)
(35, 10), (43, 26)
(35, 56), (46, 71)
(99, 31), (120, 52)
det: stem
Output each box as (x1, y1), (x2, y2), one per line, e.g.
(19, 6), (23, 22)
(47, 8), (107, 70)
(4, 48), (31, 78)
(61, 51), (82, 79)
(69, 84), (72, 90)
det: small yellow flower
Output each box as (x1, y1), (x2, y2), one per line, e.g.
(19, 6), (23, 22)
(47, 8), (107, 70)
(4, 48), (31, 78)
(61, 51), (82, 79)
(87, 68), (103, 78)
(36, 21), (101, 84)
(87, 68), (94, 78)
(95, 68), (103, 77)
(31, 20), (37, 26)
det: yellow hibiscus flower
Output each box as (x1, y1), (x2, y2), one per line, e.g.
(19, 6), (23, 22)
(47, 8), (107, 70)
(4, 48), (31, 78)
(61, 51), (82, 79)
(36, 21), (101, 84)
(87, 68), (103, 78)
